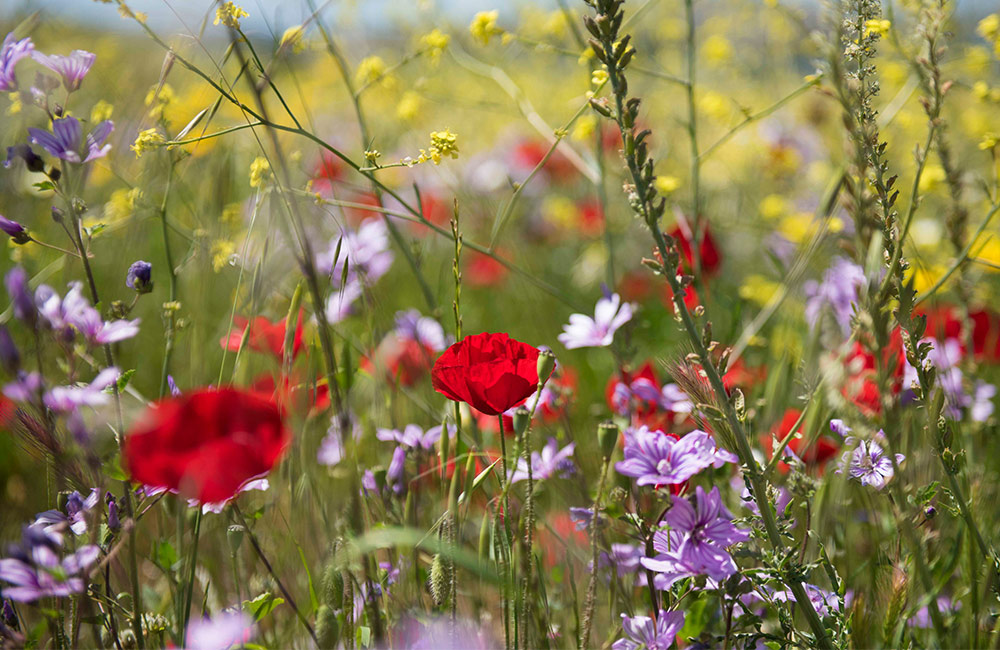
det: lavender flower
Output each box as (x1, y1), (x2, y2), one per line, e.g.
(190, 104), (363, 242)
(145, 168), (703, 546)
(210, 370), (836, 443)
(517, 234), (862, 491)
(0, 326), (20, 375)
(31, 50), (95, 92)
(125, 260), (152, 293)
(3, 371), (42, 403)
(804, 257), (865, 337)
(324, 280), (363, 324)
(376, 423), (455, 450)
(387, 445), (407, 491)
(0, 33), (33, 92)
(4, 143), (44, 172)
(510, 437), (576, 483)
(0, 215), (27, 243)
(5, 267), (36, 325)
(569, 507), (596, 531)
(971, 382), (996, 422)
(393, 309), (448, 351)
(318, 411), (361, 466)
(28, 116), (113, 164)
(185, 610), (254, 650)
(0, 537), (99, 602)
(36, 282), (139, 345)
(838, 433), (903, 489)
(43, 367), (119, 413)
(909, 596), (959, 628)
(599, 543), (643, 577)
(770, 583), (840, 617)
(615, 428), (732, 487)
(642, 487), (748, 587)
(829, 419), (851, 437)
(558, 292), (635, 349)
(612, 610), (685, 650)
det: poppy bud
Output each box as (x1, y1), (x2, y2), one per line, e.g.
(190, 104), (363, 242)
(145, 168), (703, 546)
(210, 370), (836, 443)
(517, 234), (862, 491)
(537, 348), (556, 383)
(512, 407), (530, 436)
(597, 420), (619, 459)
(227, 525), (244, 553)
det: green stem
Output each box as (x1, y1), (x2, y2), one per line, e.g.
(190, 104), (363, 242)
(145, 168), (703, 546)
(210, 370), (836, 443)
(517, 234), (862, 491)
(579, 456), (610, 650)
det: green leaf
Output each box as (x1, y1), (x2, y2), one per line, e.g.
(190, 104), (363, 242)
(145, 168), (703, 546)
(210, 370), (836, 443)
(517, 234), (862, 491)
(358, 626), (371, 647)
(153, 540), (178, 572)
(116, 368), (136, 392)
(242, 592), (285, 622)
(104, 455), (128, 482)
(32, 180), (54, 192)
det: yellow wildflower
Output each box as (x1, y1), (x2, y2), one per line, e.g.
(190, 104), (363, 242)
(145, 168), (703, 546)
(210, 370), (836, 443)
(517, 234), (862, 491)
(90, 100), (113, 123)
(572, 114), (597, 141)
(397, 91), (422, 122)
(591, 68), (609, 86)
(145, 83), (176, 122)
(416, 129), (459, 165)
(979, 132), (999, 151)
(214, 2), (248, 29)
(977, 14), (999, 42)
(249, 156), (271, 188)
(221, 203), (243, 226)
(702, 35), (733, 65)
(420, 29), (450, 64)
(654, 176), (681, 195)
(739, 274), (781, 306)
(211, 239), (237, 272)
(470, 11), (502, 46)
(758, 194), (789, 220)
(356, 56), (388, 87)
(864, 19), (891, 37)
(131, 128), (165, 158)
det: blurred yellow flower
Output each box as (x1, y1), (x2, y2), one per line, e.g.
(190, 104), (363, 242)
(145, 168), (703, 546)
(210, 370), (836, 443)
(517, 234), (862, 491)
(917, 164), (946, 194)
(702, 35), (733, 65)
(221, 203), (243, 226)
(977, 14), (999, 42)
(739, 274), (781, 306)
(280, 25), (306, 54)
(470, 11), (502, 46)
(421, 29), (451, 64)
(145, 83), (176, 122)
(864, 19), (891, 37)
(979, 132), (999, 151)
(397, 91), (422, 122)
(356, 56), (388, 86)
(572, 114), (597, 141)
(249, 156), (271, 188)
(758, 194), (788, 220)
(90, 100), (113, 123)
(778, 212), (815, 243)
(104, 188), (143, 223)
(541, 195), (577, 227)
(214, 2), (248, 29)
(654, 175), (681, 195)
(211, 239), (236, 272)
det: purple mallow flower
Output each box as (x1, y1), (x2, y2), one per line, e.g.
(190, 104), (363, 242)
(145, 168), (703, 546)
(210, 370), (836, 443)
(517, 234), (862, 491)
(615, 428), (734, 488)
(612, 609), (685, 650)
(0, 33), (33, 92)
(4, 143), (45, 172)
(376, 423), (455, 450)
(28, 116), (113, 164)
(43, 367), (119, 413)
(838, 432), (903, 489)
(0, 531), (100, 602)
(31, 50), (95, 92)
(909, 596), (959, 628)
(804, 256), (865, 337)
(35, 282), (139, 346)
(3, 371), (42, 404)
(32, 488), (99, 539)
(318, 220), (394, 284)
(510, 437), (576, 483)
(126, 260), (152, 293)
(5, 267), (36, 325)
(770, 583), (840, 617)
(317, 410), (361, 466)
(185, 609), (254, 650)
(558, 292), (635, 349)
(642, 487), (749, 588)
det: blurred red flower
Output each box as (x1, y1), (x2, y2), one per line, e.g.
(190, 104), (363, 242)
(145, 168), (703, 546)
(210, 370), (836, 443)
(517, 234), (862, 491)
(361, 335), (437, 387)
(220, 312), (303, 361)
(123, 387), (290, 503)
(921, 307), (1000, 362)
(432, 332), (542, 416)
(761, 408), (839, 474)
(465, 251), (509, 287)
(669, 223), (721, 276)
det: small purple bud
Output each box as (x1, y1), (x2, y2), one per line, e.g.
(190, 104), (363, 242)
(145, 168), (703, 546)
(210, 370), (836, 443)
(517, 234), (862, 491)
(125, 260), (153, 293)
(925, 505), (937, 520)
(167, 375), (181, 396)
(50, 206), (64, 224)
(67, 410), (90, 445)
(106, 494), (120, 531)
(0, 215), (28, 244)
(0, 326), (19, 374)
(1, 599), (16, 630)
(4, 267), (35, 326)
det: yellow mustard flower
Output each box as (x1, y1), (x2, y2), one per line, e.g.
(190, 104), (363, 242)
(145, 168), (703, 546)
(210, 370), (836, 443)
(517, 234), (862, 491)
(249, 156), (271, 188)
(214, 2), (248, 29)
(470, 11), (502, 46)
(211, 239), (237, 272)
(131, 128), (165, 158)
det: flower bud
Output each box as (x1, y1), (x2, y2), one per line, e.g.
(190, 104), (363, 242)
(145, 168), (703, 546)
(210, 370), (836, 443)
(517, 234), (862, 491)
(322, 562), (345, 610)
(537, 348), (556, 383)
(315, 605), (340, 649)
(50, 206), (64, 224)
(924, 505), (937, 520)
(107, 494), (120, 531)
(512, 406), (530, 436)
(0, 215), (29, 244)
(0, 326), (20, 375)
(597, 420), (619, 459)
(226, 524), (245, 553)
(125, 260), (153, 294)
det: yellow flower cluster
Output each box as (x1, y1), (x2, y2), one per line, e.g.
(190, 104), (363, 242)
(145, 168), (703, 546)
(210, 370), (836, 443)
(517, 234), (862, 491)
(131, 128), (165, 158)
(978, 14), (1000, 56)
(145, 83), (176, 123)
(356, 56), (388, 87)
(420, 29), (450, 64)
(249, 156), (272, 188)
(90, 100), (113, 123)
(470, 11), (503, 46)
(214, 2), (248, 29)
(104, 188), (143, 222)
(864, 19), (891, 38)
(411, 130), (459, 165)
(211, 239), (236, 272)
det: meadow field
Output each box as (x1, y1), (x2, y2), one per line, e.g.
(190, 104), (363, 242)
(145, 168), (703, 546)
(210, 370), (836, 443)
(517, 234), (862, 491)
(0, 0), (999, 647)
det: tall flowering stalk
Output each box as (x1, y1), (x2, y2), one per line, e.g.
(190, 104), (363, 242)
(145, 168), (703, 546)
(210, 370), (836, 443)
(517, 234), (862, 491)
(580, 1), (835, 646)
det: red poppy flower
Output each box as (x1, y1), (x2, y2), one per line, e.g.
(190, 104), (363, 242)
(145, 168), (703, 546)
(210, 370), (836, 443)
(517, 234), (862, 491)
(576, 199), (605, 237)
(123, 387), (290, 503)
(668, 223), (721, 276)
(220, 311), (303, 360)
(511, 139), (577, 183)
(432, 332), (543, 416)
(465, 251), (509, 287)
(921, 306), (1000, 362)
(761, 408), (839, 474)
(361, 335), (436, 387)
(311, 151), (345, 196)
(842, 332), (905, 416)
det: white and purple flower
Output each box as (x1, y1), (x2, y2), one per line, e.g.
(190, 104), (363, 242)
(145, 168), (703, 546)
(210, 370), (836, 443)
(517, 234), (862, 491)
(558, 292), (635, 349)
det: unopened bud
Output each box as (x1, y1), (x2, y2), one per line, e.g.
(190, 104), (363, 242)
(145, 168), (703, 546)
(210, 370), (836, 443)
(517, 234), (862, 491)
(537, 348), (556, 383)
(597, 420), (619, 459)
(512, 407), (530, 436)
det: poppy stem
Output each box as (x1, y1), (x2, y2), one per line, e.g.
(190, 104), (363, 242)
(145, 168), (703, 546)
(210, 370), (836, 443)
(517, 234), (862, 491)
(497, 414), (514, 649)
(180, 508), (203, 635)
